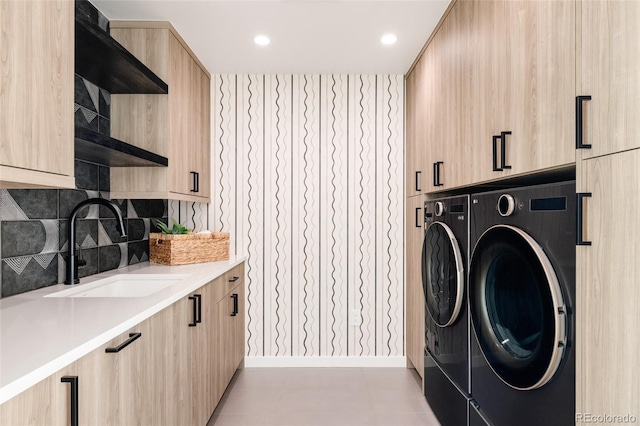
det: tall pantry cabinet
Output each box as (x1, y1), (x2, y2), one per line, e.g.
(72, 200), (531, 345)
(576, 0), (640, 418)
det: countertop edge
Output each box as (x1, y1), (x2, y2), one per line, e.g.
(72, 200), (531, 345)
(0, 256), (247, 405)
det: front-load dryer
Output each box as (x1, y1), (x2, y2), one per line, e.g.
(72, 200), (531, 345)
(469, 182), (575, 426)
(422, 195), (470, 426)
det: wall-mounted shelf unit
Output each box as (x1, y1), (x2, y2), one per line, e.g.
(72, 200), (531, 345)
(75, 127), (168, 167)
(75, 9), (168, 94)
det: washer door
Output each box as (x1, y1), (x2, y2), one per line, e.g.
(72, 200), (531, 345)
(421, 221), (465, 328)
(469, 225), (567, 390)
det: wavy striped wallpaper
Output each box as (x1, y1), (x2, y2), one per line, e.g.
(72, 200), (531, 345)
(210, 75), (405, 359)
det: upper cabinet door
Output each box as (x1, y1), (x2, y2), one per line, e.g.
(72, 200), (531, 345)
(406, 55), (430, 196)
(468, 0), (506, 185)
(468, 0), (575, 183)
(578, 1), (640, 159)
(504, 0), (575, 174)
(168, 34), (193, 196)
(195, 67), (211, 199)
(0, 0), (75, 189)
(437, 0), (473, 191)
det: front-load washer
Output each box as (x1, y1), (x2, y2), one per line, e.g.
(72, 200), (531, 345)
(422, 195), (470, 425)
(469, 181), (575, 426)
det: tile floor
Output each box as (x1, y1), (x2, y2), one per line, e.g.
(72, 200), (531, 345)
(207, 368), (441, 426)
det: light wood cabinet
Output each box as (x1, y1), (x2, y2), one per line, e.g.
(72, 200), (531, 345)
(0, 262), (246, 426)
(430, 0), (473, 191)
(577, 0), (640, 159)
(470, 0), (575, 182)
(109, 21), (211, 203)
(576, 150), (640, 420)
(503, 0), (575, 175)
(0, 0), (75, 189)
(190, 282), (216, 426)
(168, 294), (195, 425)
(468, 0), (505, 185)
(406, 196), (425, 381)
(407, 0), (576, 192)
(0, 372), (67, 426)
(0, 317), (159, 426)
(217, 279), (245, 392)
(405, 52), (430, 196)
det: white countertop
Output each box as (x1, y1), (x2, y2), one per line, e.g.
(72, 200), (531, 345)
(0, 256), (246, 405)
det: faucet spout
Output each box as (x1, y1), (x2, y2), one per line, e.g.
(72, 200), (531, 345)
(65, 198), (127, 285)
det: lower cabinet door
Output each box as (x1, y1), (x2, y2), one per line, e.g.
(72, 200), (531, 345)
(406, 196), (425, 378)
(233, 281), (246, 370)
(0, 374), (67, 426)
(191, 282), (216, 426)
(577, 150), (640, 418)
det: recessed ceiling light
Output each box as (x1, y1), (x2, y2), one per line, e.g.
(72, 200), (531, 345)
(254, 35), (270, 46)
(381, 33), (397, 45)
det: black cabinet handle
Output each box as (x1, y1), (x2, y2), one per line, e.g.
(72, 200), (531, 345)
(576, 193), (592, 246)
(576, 95), (592, 149)
(500, 131), (512, 169)
(195, 294), (202, 324)
(231, 293), (239, 316)
(415, 171), (422, 192)
(61, 376), (79, 426)
(415, 207), (422, 228)
(229, 276), (240, 283)
(190, 171), (200, 193)
(492, 135), (501, 171)
(105, 333), (142, 353)
(433, 161), (444, 187)
(188, 295), (197, 327)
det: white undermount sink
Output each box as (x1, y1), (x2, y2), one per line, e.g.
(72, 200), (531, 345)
(45, 274), (191, 298)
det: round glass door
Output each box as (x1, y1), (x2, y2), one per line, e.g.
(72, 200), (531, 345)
(421, 221), (465, 327)
(469, 225), (567, 390)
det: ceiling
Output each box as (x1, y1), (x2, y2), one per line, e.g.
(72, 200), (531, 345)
(90, 0), (451, 75)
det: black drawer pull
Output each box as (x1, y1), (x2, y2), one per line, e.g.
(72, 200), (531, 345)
(492, 135), (501, 171)
(61, 376), (79, 426)
(415, 207), (422, 228)
(105, 333), (142, 353)
(195, 294), (202, 323)
(190, 171), (200, 193)
(188, 295), (198, 327)
(576, 95), (592, 149)
(415, 171), (422, 192)
(229, 276), (240, 283)
(231, 293), (239, 316)
(500, 131), (512, 169)
(433, 161), (444, 187)
(576, 193), (592, 246)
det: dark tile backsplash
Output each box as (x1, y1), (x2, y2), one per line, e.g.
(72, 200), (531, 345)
(0, 185), (168, 298)
(0, 9), (167, 298)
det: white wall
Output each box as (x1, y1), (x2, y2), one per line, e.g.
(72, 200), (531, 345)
(204, 74), (404, 360)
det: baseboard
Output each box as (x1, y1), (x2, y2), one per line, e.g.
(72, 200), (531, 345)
(244, 356), (407, 368)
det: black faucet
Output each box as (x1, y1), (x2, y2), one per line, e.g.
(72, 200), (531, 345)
(65, 198), (126, 285)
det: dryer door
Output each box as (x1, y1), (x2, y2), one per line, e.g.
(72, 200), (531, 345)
(421, 221), (465, 328)
(469, 225), (567, 390)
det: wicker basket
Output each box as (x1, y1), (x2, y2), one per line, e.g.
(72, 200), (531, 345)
(149, 232), (230, 265)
